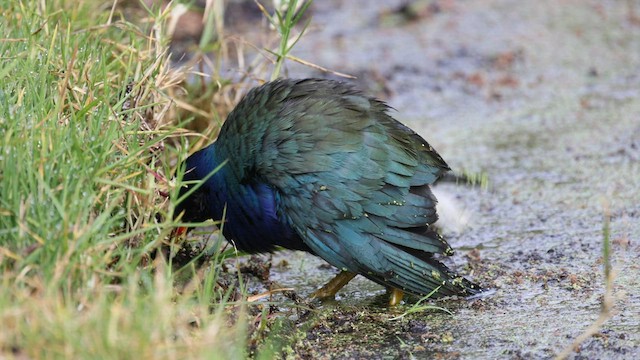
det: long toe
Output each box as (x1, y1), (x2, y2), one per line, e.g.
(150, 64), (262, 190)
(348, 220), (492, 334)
(310, 271), (358, 300)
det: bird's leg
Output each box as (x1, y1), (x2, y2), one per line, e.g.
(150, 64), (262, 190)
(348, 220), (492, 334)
(388, 288), (404, 306)
(310, 271), (357, 300)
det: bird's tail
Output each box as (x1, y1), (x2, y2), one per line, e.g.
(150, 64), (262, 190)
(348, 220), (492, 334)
(354, 232), (483, 299)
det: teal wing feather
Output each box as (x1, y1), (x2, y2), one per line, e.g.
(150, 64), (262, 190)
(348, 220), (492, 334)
(247, 79), (478, 297)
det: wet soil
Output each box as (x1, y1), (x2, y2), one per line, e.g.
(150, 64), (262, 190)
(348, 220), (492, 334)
(186, 0), (640, 358)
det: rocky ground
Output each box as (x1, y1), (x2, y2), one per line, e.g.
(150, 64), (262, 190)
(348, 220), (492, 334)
(180, 0), (640, 358)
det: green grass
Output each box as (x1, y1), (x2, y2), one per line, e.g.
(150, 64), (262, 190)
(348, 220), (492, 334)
(387, 286), (452, 321)
(0, 0), (294, 358)
(256, 0), (313, 80)
(0, 0), (319, 357)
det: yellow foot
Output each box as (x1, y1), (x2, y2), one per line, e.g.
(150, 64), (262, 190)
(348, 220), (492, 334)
(388, 288), (404, 306)
(310, 271), (357, 299)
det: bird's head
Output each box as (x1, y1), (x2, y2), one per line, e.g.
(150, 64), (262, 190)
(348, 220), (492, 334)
(172, 150), (214, 237)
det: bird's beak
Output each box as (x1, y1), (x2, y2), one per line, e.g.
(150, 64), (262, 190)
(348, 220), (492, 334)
(173, 226), (188, 238)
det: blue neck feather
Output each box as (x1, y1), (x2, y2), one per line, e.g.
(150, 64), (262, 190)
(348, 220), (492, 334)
(183, 143), (307, 253)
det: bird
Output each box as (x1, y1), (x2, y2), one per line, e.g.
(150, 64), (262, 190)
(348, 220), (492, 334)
(174, 78), (482, 304)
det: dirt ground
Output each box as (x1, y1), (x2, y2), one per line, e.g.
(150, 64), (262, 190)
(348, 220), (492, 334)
(187, 0), (640, 358)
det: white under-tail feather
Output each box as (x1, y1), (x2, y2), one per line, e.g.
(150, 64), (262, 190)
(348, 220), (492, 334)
(432, 186), (472, 234)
